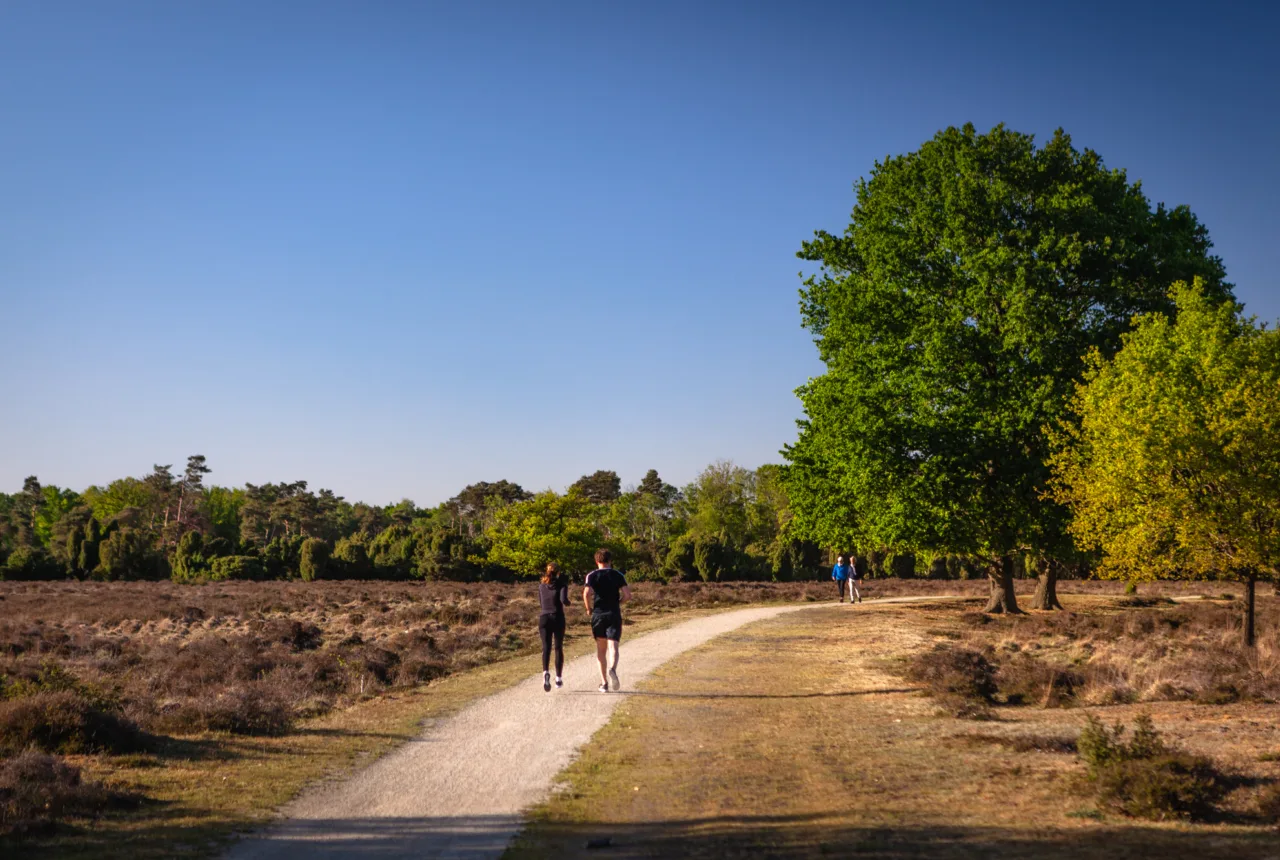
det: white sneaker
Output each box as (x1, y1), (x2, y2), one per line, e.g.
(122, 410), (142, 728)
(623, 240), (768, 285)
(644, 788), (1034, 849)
(609, 668), (620, 691)
(543, 672), (551, 693)
(598, 683), (609, 693)
(555, 676), (563, 688)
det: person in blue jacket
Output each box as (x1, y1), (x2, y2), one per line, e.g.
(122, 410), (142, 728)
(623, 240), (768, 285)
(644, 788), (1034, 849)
(832, 554), (853, 603)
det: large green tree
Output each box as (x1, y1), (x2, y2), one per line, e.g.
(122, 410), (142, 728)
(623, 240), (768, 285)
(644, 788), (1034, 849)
(1051, 280), (1280, 645)
(785, 123), (1231, 612)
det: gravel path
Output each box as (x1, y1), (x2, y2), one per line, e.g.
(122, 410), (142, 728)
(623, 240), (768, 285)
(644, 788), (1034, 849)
(224, 604), (809, 860)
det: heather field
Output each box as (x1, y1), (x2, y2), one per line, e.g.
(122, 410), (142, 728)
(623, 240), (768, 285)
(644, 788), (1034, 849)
(0, 577), (1267, 851)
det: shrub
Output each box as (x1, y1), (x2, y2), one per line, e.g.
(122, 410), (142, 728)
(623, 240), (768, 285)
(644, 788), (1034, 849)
(1, 663), (119, 713)
(996, 653), (1082, 707)
(0, 691), (144, 755)
(299, 538), (330, 582)
(209, 556), (266, 582)
(906, 647), (997, 717)
(1, 547), (64, 582)
(170, 531), (210, 583)
(1078, 714), (1223, 820)
(1094, 754), (1223, 820)
(333, 537), (371, 579)
(95, 528), (168, 581)
(195, 686), (294, 735)
(0, 749), (114, 835)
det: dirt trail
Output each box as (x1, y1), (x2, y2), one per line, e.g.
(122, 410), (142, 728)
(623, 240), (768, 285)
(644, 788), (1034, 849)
(224, 603), (815, 860)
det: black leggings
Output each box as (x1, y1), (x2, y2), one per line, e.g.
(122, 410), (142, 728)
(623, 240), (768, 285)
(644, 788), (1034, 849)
(539, 614), (565, 675)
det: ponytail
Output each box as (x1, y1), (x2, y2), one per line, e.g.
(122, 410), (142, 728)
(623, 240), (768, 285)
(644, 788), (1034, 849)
(541, 561), (560, 585)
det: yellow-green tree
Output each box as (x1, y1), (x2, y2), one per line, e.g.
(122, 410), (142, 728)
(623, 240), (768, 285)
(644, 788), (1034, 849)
(485, 490), (608, 577)
(1051, 280), (1280, 645)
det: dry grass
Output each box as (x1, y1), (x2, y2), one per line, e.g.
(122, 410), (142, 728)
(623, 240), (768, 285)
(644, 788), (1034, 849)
(508, 600), (1280, 859)
(950, 595), (1280, 706)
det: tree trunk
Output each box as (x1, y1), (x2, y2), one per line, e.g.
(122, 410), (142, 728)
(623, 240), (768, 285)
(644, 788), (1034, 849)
(1243, 572), (1256, 649)
(1030, 557), (1063, 611)
(983, 555), (1022, 614)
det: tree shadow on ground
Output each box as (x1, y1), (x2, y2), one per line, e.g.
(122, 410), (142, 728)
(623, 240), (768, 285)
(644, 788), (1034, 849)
(508, 811), (1279, 860)
(11, 809), (1277, 859)
(68, 811), (1269, 860)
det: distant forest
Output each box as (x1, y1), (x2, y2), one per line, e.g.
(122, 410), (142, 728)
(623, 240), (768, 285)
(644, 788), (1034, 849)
(0, 458), (834, 583)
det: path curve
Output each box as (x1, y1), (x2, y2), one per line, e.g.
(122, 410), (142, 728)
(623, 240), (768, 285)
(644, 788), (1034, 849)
(224, 604), (810, 860)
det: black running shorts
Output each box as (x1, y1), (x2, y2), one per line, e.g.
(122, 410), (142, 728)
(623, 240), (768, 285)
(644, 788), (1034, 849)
(590, 610), (623, 642)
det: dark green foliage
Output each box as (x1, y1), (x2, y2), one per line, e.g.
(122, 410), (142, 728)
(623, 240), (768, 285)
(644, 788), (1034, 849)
(570, 470), (622, 503)
(661, 533), (698, 581)
(4, 459), (814, 586)
(367, 526), (418, 579)
(768, 538), (822, 582)
(208, 555), (266, 581)
(260, 535), (305, 579)
(95, 527), (167, 581)
(332, 536), (371, 578)
(889, 553), (916, 579)
(299, 538), (330, 582)
(637, 469), (678, 506)
(1, 546), (63, 581)
(1078, 714), (1224, 819)
(786, 123), (1232, 572)
(693, 536), (735, 583)
(170, 530), (209, 582)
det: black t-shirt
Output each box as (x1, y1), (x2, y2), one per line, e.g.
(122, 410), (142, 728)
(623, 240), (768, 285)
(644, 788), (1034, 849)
(538, 575), (569, 617)
(585, 567), (627, 615)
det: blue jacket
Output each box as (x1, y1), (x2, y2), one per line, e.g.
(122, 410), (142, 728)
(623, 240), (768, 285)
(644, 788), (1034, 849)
(832, 563), (853, 581)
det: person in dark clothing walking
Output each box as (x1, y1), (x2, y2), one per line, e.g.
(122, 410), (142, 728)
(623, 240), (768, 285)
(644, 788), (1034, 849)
(538, 562), (571, 691)
(583, 548), (631, 693)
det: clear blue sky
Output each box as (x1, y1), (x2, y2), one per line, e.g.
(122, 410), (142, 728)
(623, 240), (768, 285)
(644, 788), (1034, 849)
(2, 1), (1277, 506)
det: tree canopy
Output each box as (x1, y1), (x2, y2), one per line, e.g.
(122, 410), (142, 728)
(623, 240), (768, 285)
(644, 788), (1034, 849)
(784, 123), (1231, 611)
(1050, 280), (1280, 643)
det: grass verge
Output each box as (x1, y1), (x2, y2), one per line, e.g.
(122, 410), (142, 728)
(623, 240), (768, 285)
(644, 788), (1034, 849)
(507, 600), (1279, 859)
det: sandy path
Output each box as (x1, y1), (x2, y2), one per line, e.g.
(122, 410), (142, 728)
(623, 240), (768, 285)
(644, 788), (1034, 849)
(223, 603), (811, 860)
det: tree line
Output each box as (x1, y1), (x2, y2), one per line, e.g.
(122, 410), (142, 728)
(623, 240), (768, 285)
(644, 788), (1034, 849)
(0, 461), (834, 585)
(784, 123), (1279, 642)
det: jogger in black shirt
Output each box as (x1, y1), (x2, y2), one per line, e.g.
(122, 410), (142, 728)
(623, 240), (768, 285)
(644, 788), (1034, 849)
(538, 562), (570, 691)
(583, 548), (631, 693)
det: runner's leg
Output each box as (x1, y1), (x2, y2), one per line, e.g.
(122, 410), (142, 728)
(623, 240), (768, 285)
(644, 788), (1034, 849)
(595, 637), (610, 685)
(607, 638), (621, 690)
(553, 622), (565, 677)
(538, 616), (552, 673)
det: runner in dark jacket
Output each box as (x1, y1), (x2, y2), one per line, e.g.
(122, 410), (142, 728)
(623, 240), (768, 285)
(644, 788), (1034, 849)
(583, 548), (631, 693)
(538, 562), (571, 691)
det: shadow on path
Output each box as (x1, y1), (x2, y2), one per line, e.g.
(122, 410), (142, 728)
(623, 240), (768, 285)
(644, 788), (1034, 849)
(220, 811), (1278, 860)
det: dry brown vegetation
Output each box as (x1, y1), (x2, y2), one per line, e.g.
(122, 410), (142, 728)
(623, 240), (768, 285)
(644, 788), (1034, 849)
(914, 596), (1280, 710)
(510, 597), (1280, 859)
(2, 578), (1261, 848)
(0, 578), (840, 842)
